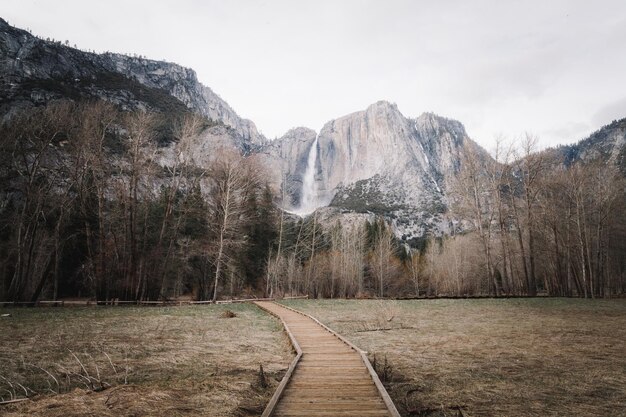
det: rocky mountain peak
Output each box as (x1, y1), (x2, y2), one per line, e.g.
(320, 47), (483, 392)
(415, 112), (467, 138)
(366, 100), (399, 112)
(279, 127), (317, 142)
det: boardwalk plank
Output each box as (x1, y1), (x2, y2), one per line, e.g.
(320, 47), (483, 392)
(255, 301), (399, 417)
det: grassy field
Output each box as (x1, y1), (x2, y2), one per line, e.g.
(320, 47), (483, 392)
(0, 304), (292, 417)
(281, 298), (626, 417)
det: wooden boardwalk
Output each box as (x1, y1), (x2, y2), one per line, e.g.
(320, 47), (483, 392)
(255, 301), (400, 417)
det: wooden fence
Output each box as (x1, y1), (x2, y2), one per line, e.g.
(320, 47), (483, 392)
(0, 295), (309, 308)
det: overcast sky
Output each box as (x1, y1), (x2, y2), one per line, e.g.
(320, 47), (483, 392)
(3, 0), (626, 149)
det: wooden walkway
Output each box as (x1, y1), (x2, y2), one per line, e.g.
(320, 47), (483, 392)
(255, 301), (400, 417)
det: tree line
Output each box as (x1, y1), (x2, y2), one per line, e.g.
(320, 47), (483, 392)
(0, 101), (277, 302)
(437, 136), (626, 297)
(1, 101), (624, 301)
(265, 137), (626, 299)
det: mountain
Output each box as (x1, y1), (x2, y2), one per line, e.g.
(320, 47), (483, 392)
(6, 18), (623, 245)
(558, 118), (626, 173)
(259, 101), (490, 240)
(0, 18), (491, 241)
(0, 17), (264, 150)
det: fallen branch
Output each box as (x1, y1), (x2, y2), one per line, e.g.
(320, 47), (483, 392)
(0, 398), (30, 406)
(408, 405), (467, 416)
(356, 325), (417, 333)
(357, 327), (392, 332)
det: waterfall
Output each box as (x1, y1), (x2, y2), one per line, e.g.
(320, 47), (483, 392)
(294, 134), (319, 215)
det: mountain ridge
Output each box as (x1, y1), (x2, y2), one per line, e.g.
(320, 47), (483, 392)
(558, 117), (626, 172)
(0, 17), (265, 146)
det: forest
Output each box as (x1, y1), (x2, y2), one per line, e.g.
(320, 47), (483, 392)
(1, 100), (625, 302)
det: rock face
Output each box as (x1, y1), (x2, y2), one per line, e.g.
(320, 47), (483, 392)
(100, 53), (264, 145)
(0, 18), (264, 146)
(317, 102), (462, 204)
(257, 127), (318, 207)
(260, 101), (489, 240)
(560, 118), (626, 173)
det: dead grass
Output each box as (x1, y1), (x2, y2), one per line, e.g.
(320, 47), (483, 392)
(282, 298), (626, 417)
(0, 304), (292, 416)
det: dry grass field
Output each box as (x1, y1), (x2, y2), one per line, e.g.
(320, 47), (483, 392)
(0, 304), (292, 417)
(281, 298), (626, 417)
(2, 299), (624, 417)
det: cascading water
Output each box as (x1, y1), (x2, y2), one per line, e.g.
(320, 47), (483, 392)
(293, 134), (319, 216)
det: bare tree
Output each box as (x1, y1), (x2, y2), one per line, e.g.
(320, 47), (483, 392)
(561, 160), (625, 297)
(266, 170), (287, 298)
(118, 111), (158, 300)
(2, 102), (74, 301)
(325, 220), (366, 298)
(512, 134), (548, 295)
(155, 114), (204, 298)
(207, 151), (261, 302)
(69, 102), (118, 300)
(423, 235), (485, 296)
(369, 218), (396, 298)
(451, 144), (498, 295)
(407, 250), (422, 297)
(341, 222), (366, 297)
(487, 138), (516, 294)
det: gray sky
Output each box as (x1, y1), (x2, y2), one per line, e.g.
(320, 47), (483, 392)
(3, 0), (626, 149)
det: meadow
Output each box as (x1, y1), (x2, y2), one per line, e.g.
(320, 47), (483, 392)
(1, 299), (625, 416)
(282, 298), (626, 417)
(0, 304), (291, 417)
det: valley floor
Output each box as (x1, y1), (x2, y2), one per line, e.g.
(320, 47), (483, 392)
(0, 304), (292, 417)
(2, 299), (624, 417)
(281, 298), (626, 417)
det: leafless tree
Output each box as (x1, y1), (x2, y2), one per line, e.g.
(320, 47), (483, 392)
(2, 102), (74, 301)
(117, 111), (158, 300)
(68, 102), (118, 300)
(512, 134), (548, 295)
(207, 150), (262, 302)
(487, 138), (517, 294)
(369, 219), (396, 298)
(450, 144), (498, 295)
(407, 250), (422, 297)
(155, 114), (205, 298)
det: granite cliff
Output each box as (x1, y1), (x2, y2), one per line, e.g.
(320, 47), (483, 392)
(259, 101), (489, 239)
